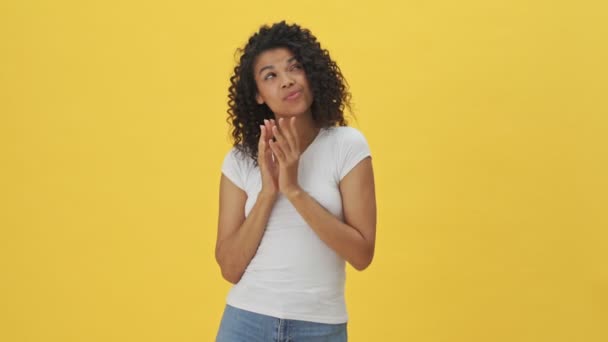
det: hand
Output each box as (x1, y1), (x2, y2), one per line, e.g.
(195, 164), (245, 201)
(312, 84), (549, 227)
(257, 119), (279, 197)
(267, 117), (303, 198)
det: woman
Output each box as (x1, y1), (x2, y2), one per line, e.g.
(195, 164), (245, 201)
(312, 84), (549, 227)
(215, 21), (376, 341)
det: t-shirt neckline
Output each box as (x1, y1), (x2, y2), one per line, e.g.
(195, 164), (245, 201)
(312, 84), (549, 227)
(301, 127), (326, 156)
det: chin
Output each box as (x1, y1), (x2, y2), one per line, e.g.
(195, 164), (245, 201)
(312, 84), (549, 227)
(269, 101), (312, 117)
(282, 111), (309, 118)
(283, 105), (312, 117)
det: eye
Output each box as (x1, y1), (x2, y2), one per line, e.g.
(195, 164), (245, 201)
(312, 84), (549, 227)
(264, 73), (276, 80)
(291, 63), (303, 71)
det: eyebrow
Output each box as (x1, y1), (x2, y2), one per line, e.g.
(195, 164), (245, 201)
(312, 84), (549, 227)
(258, 56), (298, 75)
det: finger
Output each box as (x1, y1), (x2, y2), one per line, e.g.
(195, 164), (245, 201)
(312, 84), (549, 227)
(268, 139), (286, 163)
(272, 125), (291, 156)
(270, 119), (278, 135)
(289, 116), (300, 153)
(258, 125), (269, 167)
(263, 119), (274, 141)
(278, 117), (296, 153)
(258, 125), (265, 148)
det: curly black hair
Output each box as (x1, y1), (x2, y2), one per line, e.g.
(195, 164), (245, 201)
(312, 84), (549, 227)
(227, 20), (353, 165)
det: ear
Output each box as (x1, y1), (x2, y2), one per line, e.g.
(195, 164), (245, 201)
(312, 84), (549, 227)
(255, 92), (264, 105)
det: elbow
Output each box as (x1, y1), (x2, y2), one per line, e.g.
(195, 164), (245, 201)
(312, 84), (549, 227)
(221, 267), (242, 284)
(218, 260), (243, 284)
(351, 248), (375, 271)
(215, 249), (243, 284)
(352, 259), (372, 271)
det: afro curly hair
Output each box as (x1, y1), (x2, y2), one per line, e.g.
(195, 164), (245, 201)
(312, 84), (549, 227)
(226, 20), (354, 165)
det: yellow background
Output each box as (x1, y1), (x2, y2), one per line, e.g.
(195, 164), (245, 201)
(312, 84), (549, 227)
(1, 0), (606, 341)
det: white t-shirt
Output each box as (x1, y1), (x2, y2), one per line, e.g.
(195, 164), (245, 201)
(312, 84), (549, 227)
(220, 126), (371, 324)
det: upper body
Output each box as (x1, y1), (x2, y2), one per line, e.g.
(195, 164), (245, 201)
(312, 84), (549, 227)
(220, 125), (371, 323)
(215, 20), (377, 324)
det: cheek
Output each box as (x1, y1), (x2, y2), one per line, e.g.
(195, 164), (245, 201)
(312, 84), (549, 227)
(300, 77), (313, 95)
(256, 85), (273, 104)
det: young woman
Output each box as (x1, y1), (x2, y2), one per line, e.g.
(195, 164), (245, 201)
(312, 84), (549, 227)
(215, 21), (377, 341)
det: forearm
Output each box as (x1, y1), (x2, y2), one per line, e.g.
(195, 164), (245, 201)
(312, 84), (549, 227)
(287, 189), (374, 270)
(217, 192), (277, 283)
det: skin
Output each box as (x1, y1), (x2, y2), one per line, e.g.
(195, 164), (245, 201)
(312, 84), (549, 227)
(215, 47), (377, 284)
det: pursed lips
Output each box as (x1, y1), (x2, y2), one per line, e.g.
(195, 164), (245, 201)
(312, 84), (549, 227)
(283, 90), (301, 100)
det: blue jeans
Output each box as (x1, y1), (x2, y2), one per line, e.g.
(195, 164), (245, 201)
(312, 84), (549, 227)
(216, 304), (348, 342)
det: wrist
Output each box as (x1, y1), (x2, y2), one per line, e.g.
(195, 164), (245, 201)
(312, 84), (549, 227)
(285, 186), (305, 201)
(258, 189), (278, 201)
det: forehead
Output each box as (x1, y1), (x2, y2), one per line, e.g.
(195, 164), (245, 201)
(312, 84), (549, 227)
(253, 47), (296, 71)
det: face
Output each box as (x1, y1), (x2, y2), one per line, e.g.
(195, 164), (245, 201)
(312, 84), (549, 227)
(253, 47), (314, 118)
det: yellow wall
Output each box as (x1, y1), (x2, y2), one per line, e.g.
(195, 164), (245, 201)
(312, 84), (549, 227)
(1, 1), (606, 341)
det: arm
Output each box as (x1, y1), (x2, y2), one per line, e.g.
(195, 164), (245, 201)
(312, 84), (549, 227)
(215, 174), (277, 284)
(286, 157), (377, 271)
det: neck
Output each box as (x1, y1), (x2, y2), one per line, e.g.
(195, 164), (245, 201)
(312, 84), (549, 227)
(275, 111), (319, 152)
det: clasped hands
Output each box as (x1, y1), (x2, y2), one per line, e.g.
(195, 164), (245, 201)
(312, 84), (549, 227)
(258, 117), (303, 199)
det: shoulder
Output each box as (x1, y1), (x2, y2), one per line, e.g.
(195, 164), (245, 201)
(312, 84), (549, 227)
(323, 126), (372, 181)
(324, 126), (370, 147)
(222, 145), (256, 169)
(223, 145), (243, 160)
(325, 125), (367, 140)
(221, 145), (257, 191)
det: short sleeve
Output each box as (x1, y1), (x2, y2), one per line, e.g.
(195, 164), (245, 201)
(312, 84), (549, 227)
(221, 148), (246, 190)
(337, 127), (372, 181)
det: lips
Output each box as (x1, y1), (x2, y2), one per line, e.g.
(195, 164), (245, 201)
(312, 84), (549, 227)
(284, 90), (301, 101)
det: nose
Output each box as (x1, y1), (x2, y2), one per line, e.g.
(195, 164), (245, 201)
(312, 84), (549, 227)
(281, 74), (295, 88)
